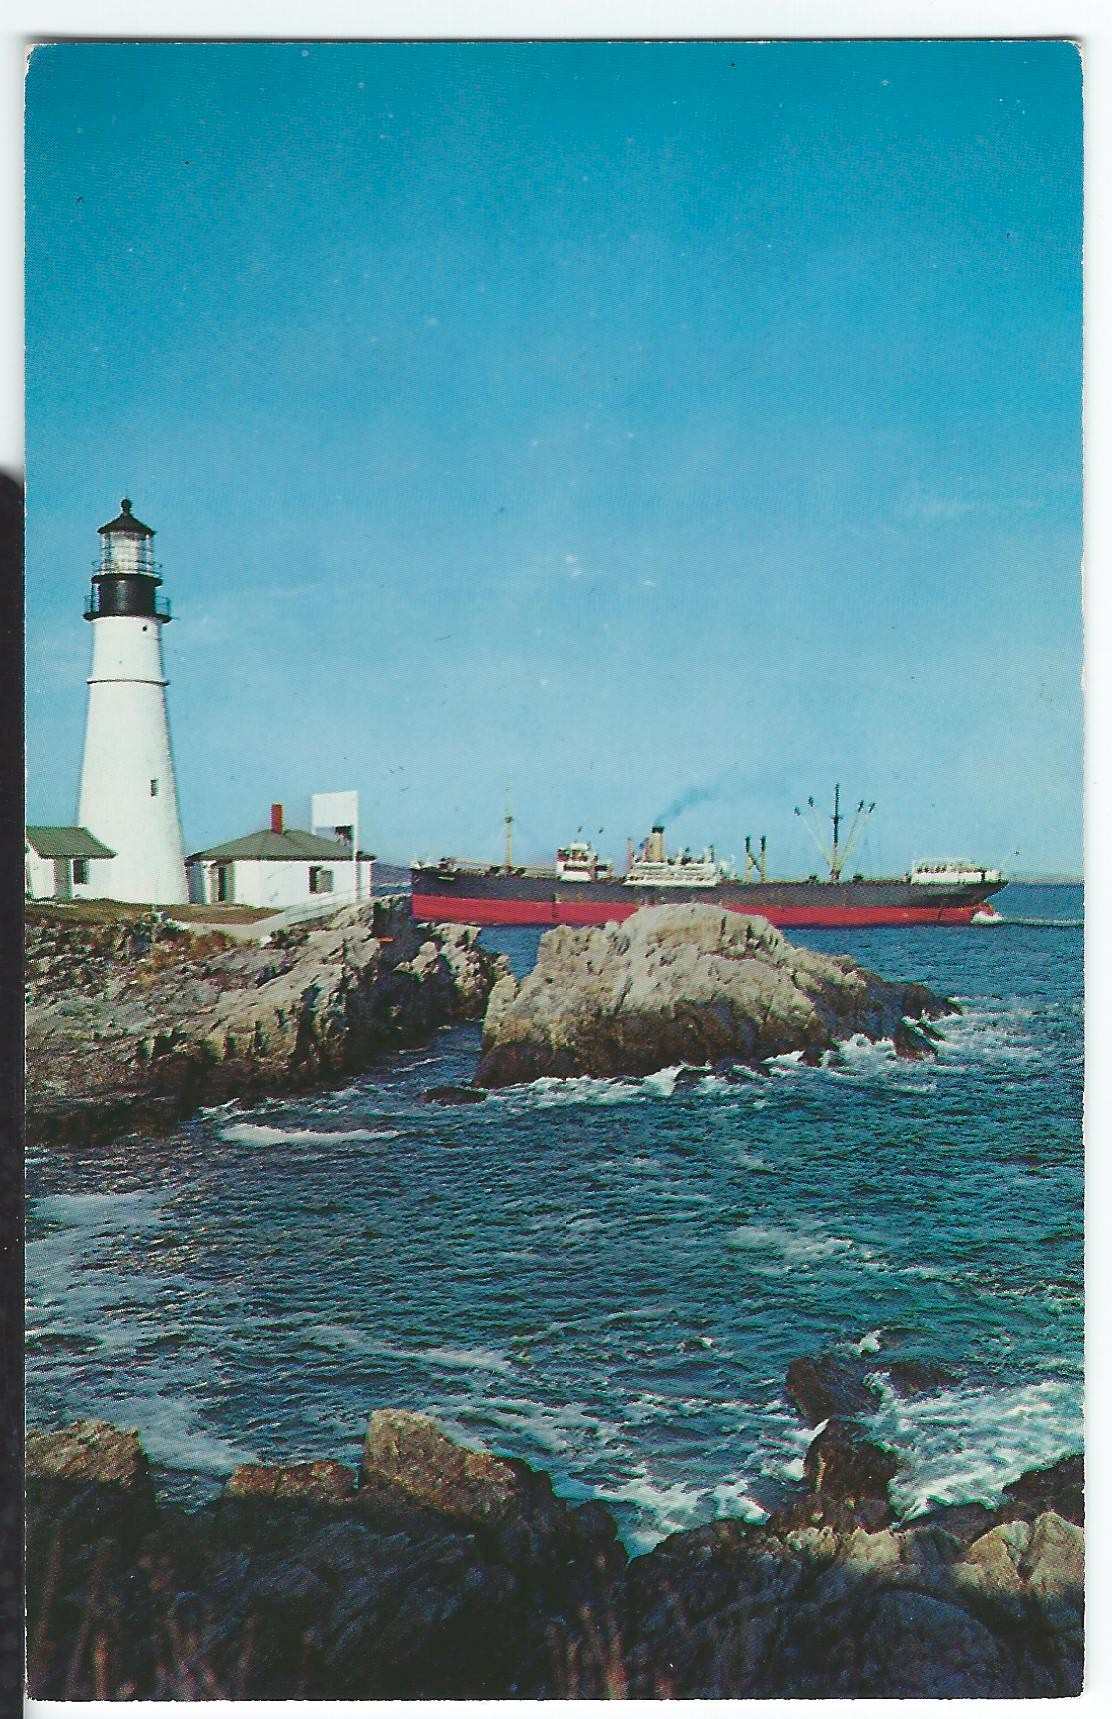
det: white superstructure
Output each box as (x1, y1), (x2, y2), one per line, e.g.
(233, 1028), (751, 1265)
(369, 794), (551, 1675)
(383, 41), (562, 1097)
(623, 824), (730, 888)
(76, 499), (188, 903)
(910, 859), (1004, 886)
(555, 840), (614, 883)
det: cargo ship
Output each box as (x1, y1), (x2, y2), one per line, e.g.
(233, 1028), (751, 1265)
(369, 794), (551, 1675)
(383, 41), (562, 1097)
(411, 788), (1006, 930)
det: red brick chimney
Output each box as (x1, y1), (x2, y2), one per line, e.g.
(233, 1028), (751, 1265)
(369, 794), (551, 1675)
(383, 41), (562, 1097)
(270, 802), (284, 834)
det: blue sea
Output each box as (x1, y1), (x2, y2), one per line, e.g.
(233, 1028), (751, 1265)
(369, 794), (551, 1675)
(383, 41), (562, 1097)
(25, 883), (1084, 1551)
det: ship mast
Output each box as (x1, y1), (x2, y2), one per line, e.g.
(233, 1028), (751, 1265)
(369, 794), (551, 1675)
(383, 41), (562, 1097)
(795, 785), (875, 881)
(831, 783), (842, 879)
(743, 835), (769, 881)
(503, 788), (514, 872)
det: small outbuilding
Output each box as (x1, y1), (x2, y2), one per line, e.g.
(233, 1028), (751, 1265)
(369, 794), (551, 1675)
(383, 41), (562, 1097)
(25, 827), (116, 900)
(186, 804), (369, 909)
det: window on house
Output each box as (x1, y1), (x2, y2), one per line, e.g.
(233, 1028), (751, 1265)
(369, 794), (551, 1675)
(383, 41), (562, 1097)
(150, 778), (159, 797)
(72, 858), (89, 885)
(309, 867), (334, 895)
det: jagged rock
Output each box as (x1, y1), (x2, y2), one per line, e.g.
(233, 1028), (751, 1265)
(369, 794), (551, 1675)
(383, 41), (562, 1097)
(816, 1586), (1022, 1698)
(225, 1460), (356, 1502)
(785, 1352), (882, 1424)
(952, 1519), (1030, 1609)
(26, 1419), (150, 1489)
(804, 1420), (898, 1506)
(767, 1418), (899, 1535)
(883, 1357), (960, 1396)
(1024, 1510), (1084, 1607)
(423, 1084), (489, 1105)
(475, 905), (952, 1086)
(360, 1410), (524, 1525)
(1000, 1452), (1083, 1525)
(26, 900), (508, 1144)
(834, 1525), (903, 1576)
(909, 1499), (1003, 1545)
(24, 1418), (1083, 1702)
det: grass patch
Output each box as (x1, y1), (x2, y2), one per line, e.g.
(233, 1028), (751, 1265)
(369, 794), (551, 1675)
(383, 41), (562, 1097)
(26, 900), (274, 926)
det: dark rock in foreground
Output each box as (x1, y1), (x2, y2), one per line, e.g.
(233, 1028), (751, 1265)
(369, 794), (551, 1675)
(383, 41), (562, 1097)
(475, 904), (954, 1087)
(423, 1083), (489, 1105)
(26, 1413), (1083, 1701)
(786, 1351), (884, 1424)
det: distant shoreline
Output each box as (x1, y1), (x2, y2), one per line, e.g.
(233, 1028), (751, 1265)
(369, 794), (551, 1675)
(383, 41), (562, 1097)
(1006, 876), (1084, 886)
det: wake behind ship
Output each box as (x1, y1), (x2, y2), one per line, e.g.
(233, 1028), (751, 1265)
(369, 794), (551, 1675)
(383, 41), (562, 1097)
(411, 791), (1007, 930)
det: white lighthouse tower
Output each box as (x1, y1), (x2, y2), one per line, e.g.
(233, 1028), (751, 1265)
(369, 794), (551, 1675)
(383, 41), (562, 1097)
(76, 498), (188, 904)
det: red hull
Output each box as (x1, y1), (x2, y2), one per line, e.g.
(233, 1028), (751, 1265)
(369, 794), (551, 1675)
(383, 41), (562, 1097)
(411, 891), (984, 929)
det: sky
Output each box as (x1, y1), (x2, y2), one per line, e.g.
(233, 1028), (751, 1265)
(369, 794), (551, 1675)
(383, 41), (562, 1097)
(24, 38), (1083, 874)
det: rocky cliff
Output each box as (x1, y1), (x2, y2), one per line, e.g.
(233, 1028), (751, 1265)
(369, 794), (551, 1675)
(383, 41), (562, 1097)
(26, 900), (506, 1145)
(477, 904), (953, 1086)
(26, 1406), (1082, 1700)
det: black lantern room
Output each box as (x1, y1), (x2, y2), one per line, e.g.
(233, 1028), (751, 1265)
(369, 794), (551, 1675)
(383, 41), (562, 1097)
(84, 498), (171, 622)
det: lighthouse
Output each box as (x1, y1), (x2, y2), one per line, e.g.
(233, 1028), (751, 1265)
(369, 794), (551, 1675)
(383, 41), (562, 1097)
(76, 498), (188, 904)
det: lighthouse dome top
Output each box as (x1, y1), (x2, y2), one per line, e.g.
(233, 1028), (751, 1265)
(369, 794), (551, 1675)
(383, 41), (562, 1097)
(98, 497), (155, 538)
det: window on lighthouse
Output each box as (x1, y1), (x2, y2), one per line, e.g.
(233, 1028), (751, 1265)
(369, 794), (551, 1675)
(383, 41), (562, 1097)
(150, 779), (159, 797)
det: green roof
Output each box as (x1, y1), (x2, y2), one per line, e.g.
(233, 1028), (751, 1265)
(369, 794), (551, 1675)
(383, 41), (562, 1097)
(186, 827), (360, 863)
(26, 826), (116, 860)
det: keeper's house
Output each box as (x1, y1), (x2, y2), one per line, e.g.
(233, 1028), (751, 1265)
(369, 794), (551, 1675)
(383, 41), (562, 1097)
(186, 804), (367, 909)
(25, 827), (117, 900)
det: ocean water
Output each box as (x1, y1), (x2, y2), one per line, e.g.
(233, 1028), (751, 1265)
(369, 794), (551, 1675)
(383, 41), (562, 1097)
(26, 883), (1083, 1551)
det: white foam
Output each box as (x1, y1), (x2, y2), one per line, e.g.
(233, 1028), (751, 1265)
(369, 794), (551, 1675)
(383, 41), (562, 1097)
(855, 1328), (884, 1354)
(623, 1389), (718, 1426)
(642, 1064), (689, 1097)
(596, 1466), (710, 1551)
(503, 1063), (743, 1108)
(867, 1376), (1083, 1519)
(220, 1122), (397, 1145)
(695, 1072), (748, 1094)
(711, 1475), (770, 1524)
(729, 1221), (873, 1269)
(33, 1190), (164, 1231)
(824, 1033), (940, 1093)
(932, 1001), (1042, 1068)
(767, 1050), (806, 1072)
(304, 1322), (379, 1353)
(97, 1391), (257, 1476)
(758, 1015), (1049, 1088)
(420, 1344), (516, 1375)
(449, 1395), (612, 1458)
(732, 1149), (773, 1172)
(826, 1033), (900, 1071)
(304, 1326), (517, 1378)
(510, 1075), (644, 1108)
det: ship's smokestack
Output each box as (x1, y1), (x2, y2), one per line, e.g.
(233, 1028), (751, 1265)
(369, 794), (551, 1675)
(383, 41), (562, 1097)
(650, 825), (665, 863)
(270, 802), (284, 835)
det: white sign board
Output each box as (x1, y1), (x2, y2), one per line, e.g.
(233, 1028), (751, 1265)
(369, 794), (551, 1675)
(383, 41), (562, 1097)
(311, 790), (364, 897)
(311, 790), (358, 834)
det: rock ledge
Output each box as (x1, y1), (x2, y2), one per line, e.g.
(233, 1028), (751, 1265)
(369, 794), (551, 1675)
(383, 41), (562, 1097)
(477, 904), (953, 1086)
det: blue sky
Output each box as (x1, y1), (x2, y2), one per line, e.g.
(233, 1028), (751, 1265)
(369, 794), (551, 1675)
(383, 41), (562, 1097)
(25, 39), (1082, 873)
